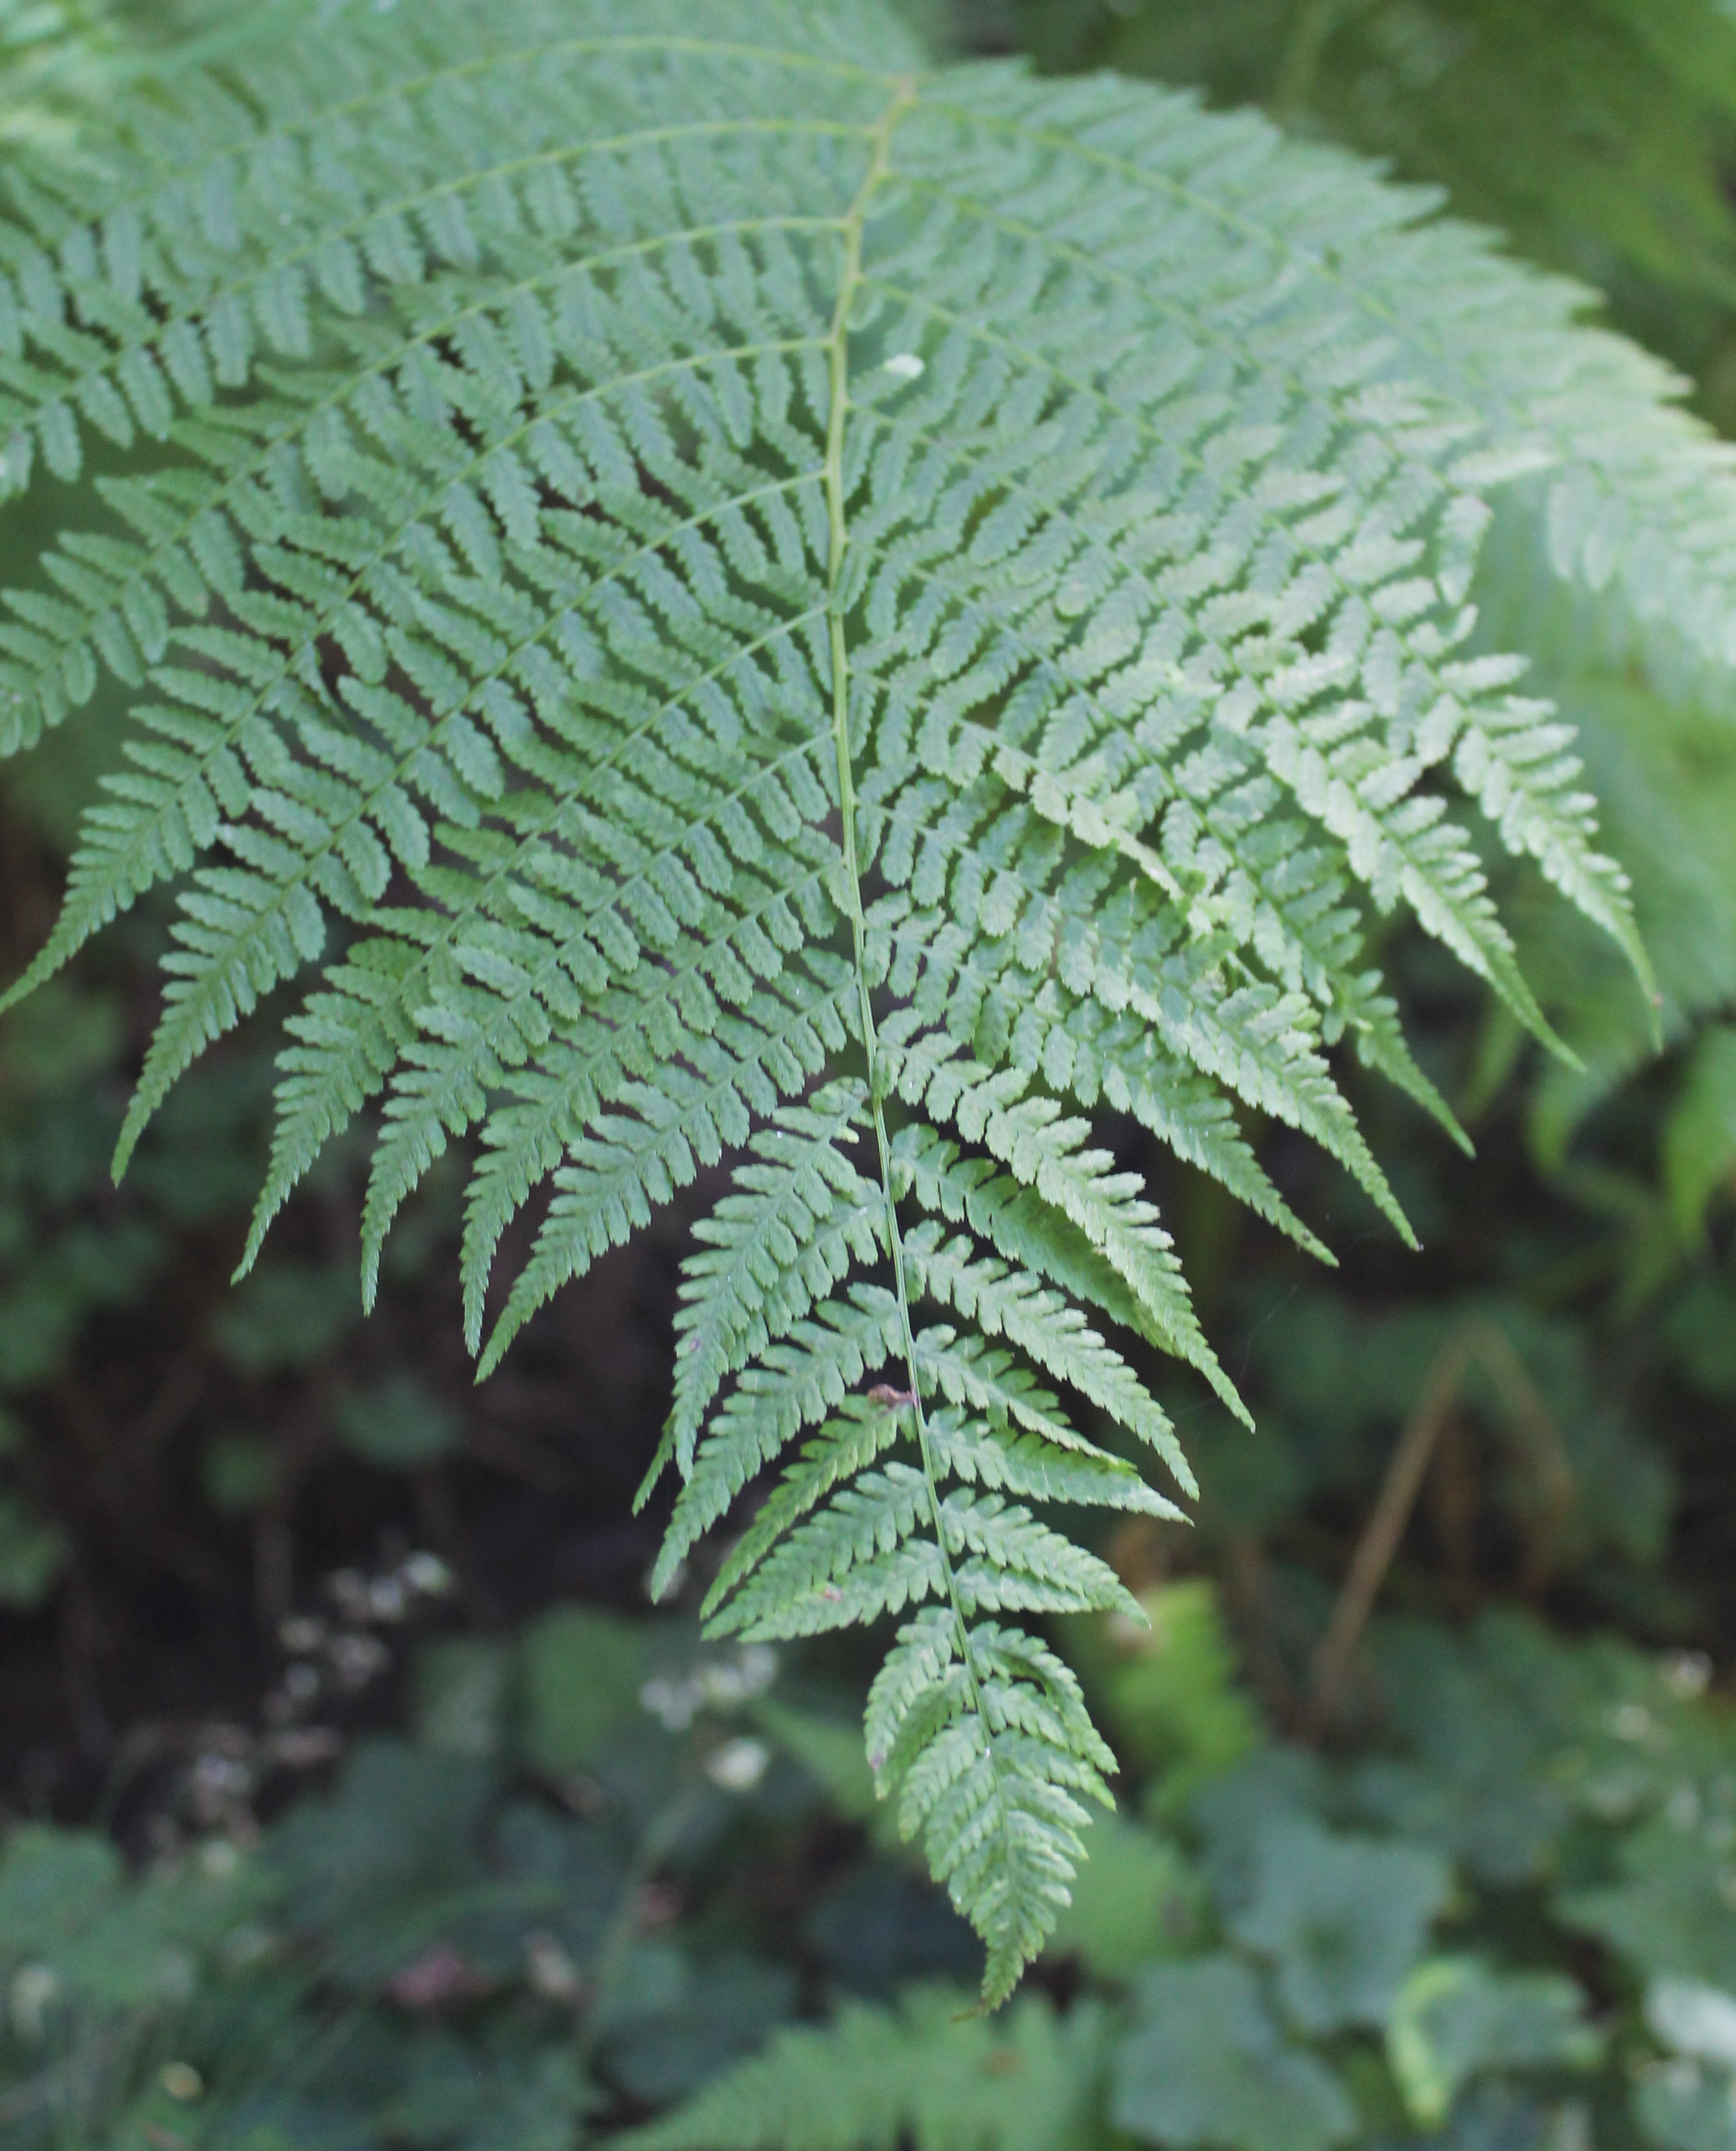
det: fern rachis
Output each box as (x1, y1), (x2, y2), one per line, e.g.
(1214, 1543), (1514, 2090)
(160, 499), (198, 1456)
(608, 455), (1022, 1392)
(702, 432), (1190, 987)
(1, 0), (1727, 1999)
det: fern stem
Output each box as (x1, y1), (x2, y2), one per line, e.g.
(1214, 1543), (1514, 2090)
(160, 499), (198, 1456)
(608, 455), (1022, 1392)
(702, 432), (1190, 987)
(824, 74), (1009, 1870)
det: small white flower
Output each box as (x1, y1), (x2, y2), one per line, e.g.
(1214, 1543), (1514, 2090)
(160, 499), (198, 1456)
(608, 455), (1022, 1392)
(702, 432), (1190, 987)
(402, 1551), (452, 1596)
(327, 1568), (370, 1619)
(706, 1736), (770, 1792)
(1648, 1977), (1736, 2069)
(883, 353), (924, 381)
(1663, 1651), (1713, 1700)
(329, 1632), (389, 1688)
(524, 1931), (582, 2002)
(9, 1965), (56, 2041)
(160, 2063), (204, 2104)
(1667, 1781), (1701, 1831)
(282, 1662), (320, 1704)
(640, 1674), (701, 1732)
(738, 1645), (777, 1697)
(699, 1661), (746, 1708)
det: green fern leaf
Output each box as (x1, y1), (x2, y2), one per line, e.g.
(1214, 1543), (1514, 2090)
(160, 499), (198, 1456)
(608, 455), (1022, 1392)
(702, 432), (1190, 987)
(668, 1079), (882, 1470)
(618, 1981), (1105, 2151)
(926, 1408), (1184, 1521)
(653, 1286), (904, 1592)
(905, 1224), (1195, 1494)
(865, 1610), (1121, 2006)
(0, 0), (1699, 1998)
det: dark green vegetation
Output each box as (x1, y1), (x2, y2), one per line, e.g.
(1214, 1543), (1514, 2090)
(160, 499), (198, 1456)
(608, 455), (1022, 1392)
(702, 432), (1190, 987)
(2, 0), (1736, 2139)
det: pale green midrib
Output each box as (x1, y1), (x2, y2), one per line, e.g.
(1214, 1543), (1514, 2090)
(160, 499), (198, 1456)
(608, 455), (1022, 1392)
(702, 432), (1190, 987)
(826, 73), (1018, 1880)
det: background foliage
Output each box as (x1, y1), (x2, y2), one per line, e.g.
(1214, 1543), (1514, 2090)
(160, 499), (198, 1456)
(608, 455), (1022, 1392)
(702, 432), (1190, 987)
(4, 0), (1736, 2143)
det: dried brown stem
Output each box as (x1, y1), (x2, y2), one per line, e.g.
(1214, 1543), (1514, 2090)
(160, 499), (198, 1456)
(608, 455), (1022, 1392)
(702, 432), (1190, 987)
(1306, 1319), (1579, 1734)
(1307, 1336), (1471, 1735)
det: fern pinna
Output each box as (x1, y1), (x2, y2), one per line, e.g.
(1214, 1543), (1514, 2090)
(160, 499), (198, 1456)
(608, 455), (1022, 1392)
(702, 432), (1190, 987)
(2, 0), (1730, 1999)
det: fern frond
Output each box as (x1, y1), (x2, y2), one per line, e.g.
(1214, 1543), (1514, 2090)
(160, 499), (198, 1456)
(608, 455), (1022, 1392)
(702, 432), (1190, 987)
(482, 1039), (857, 1376)
(912, 1327), (1104, 1456)
(924, 1409), (1184, 1520)
(903, 1223), (1193, 1491)
(668, 1080), (882, 1470)
(652, 1287), (904, 1594)
(0, 0), (1699, 1997)
(1033, 1), (1736, 660)
(619, 1981), (1105, 2151)
(461, 953), (853, 1342)
(864, 1609), (1120, 2005)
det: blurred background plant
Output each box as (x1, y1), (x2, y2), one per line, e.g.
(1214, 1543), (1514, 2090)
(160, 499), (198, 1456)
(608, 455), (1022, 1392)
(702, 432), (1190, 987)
(6, 0), (1736, 2145)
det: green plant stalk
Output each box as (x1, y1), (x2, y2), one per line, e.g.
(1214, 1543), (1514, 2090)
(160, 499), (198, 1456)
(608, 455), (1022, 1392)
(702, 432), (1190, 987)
(822, 74), (1012, 1883)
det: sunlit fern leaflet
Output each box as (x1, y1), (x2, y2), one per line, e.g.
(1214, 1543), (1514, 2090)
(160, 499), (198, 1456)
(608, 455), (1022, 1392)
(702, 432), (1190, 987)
(3, 0), (1717, 1999)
